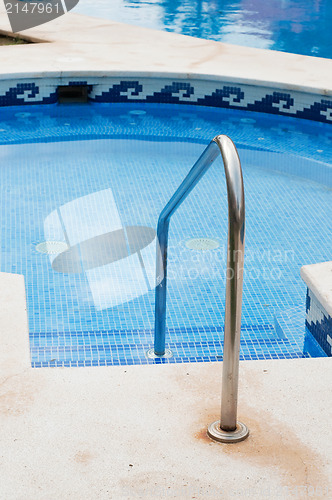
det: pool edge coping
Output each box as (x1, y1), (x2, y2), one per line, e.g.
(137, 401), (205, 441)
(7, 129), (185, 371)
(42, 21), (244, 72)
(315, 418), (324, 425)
(0, 8), (331, 96)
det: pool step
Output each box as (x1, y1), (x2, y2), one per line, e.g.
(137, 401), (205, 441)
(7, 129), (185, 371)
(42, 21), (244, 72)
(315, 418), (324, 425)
(30, 323), (281, 348)
(30, 322), (309, 367)
(273, 307), (327, 358)
(273, 307), (305, 339)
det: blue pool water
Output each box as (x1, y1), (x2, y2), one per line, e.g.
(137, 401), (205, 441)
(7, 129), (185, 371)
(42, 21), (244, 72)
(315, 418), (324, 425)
(0, 102), (331, 366)
(74, 0), (332, 59)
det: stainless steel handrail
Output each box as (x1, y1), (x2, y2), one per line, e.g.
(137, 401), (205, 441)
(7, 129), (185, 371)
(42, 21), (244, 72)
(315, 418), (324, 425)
(147, 135), (249, 443)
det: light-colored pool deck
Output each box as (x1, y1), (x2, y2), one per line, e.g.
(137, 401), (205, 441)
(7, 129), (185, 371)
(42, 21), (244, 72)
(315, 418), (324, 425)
(0, 5), (332, 93)
(0, 6), (331, 499)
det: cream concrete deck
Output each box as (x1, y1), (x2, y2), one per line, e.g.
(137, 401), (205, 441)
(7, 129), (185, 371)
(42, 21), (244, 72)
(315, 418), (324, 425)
(0, 5), (331, 500)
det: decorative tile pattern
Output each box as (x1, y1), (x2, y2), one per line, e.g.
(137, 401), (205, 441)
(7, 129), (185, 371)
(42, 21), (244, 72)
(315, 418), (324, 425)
(0, 77), (331, 124)
(305, 289), (332, 356)
(0, 79), (58, 106)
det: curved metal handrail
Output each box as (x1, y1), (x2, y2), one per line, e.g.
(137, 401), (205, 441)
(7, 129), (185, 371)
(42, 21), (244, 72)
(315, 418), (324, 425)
(149, 135), (248, 442)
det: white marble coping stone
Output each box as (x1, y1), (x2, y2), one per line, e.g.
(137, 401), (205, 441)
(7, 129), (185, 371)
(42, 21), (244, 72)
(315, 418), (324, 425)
(301, 262), (332, 318)
(0, 5), (331, 97)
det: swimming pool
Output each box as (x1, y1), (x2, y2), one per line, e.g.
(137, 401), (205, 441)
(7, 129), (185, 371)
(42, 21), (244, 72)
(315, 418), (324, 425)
(0, 101), (330, 366)
(74, 0), (332, 59)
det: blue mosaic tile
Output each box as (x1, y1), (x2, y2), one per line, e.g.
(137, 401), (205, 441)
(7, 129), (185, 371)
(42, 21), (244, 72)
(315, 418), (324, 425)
(0, 77), (331, 124)
(0, 82), (57, 106)
(147, 82), (195, 104)
(305, 288), (332, 356)
(93, 81), (143, 102)
(0, 102), (330, 367)
(30, 322), (311, 368)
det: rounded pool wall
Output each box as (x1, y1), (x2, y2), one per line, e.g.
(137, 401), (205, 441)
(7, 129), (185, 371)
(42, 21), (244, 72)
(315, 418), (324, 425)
(0, 10), (331, 367)
(0, 75), (331, 125)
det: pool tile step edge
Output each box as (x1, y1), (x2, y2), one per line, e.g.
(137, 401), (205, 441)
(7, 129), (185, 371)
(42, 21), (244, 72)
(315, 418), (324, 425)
(301, 262), (332, 356)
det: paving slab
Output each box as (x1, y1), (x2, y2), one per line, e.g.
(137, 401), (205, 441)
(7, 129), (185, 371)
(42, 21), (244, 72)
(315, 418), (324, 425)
(0, 353), (331, 499)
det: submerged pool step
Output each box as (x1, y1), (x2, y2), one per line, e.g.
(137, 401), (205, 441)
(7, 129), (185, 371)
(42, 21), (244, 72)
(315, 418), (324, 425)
(30, 323), (279, 348)
(30, 338), (307, 368)
(30, 323), (310, 367)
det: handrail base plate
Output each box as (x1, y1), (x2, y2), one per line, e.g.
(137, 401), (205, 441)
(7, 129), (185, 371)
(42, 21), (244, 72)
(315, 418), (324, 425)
(146, 348), (173, 359)
(207, 420), (249, 443)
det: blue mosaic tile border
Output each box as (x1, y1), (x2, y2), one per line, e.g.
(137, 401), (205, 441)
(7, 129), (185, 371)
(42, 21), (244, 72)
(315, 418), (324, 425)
(0, 76), (331, 124)
(305, 288), (332, 356)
